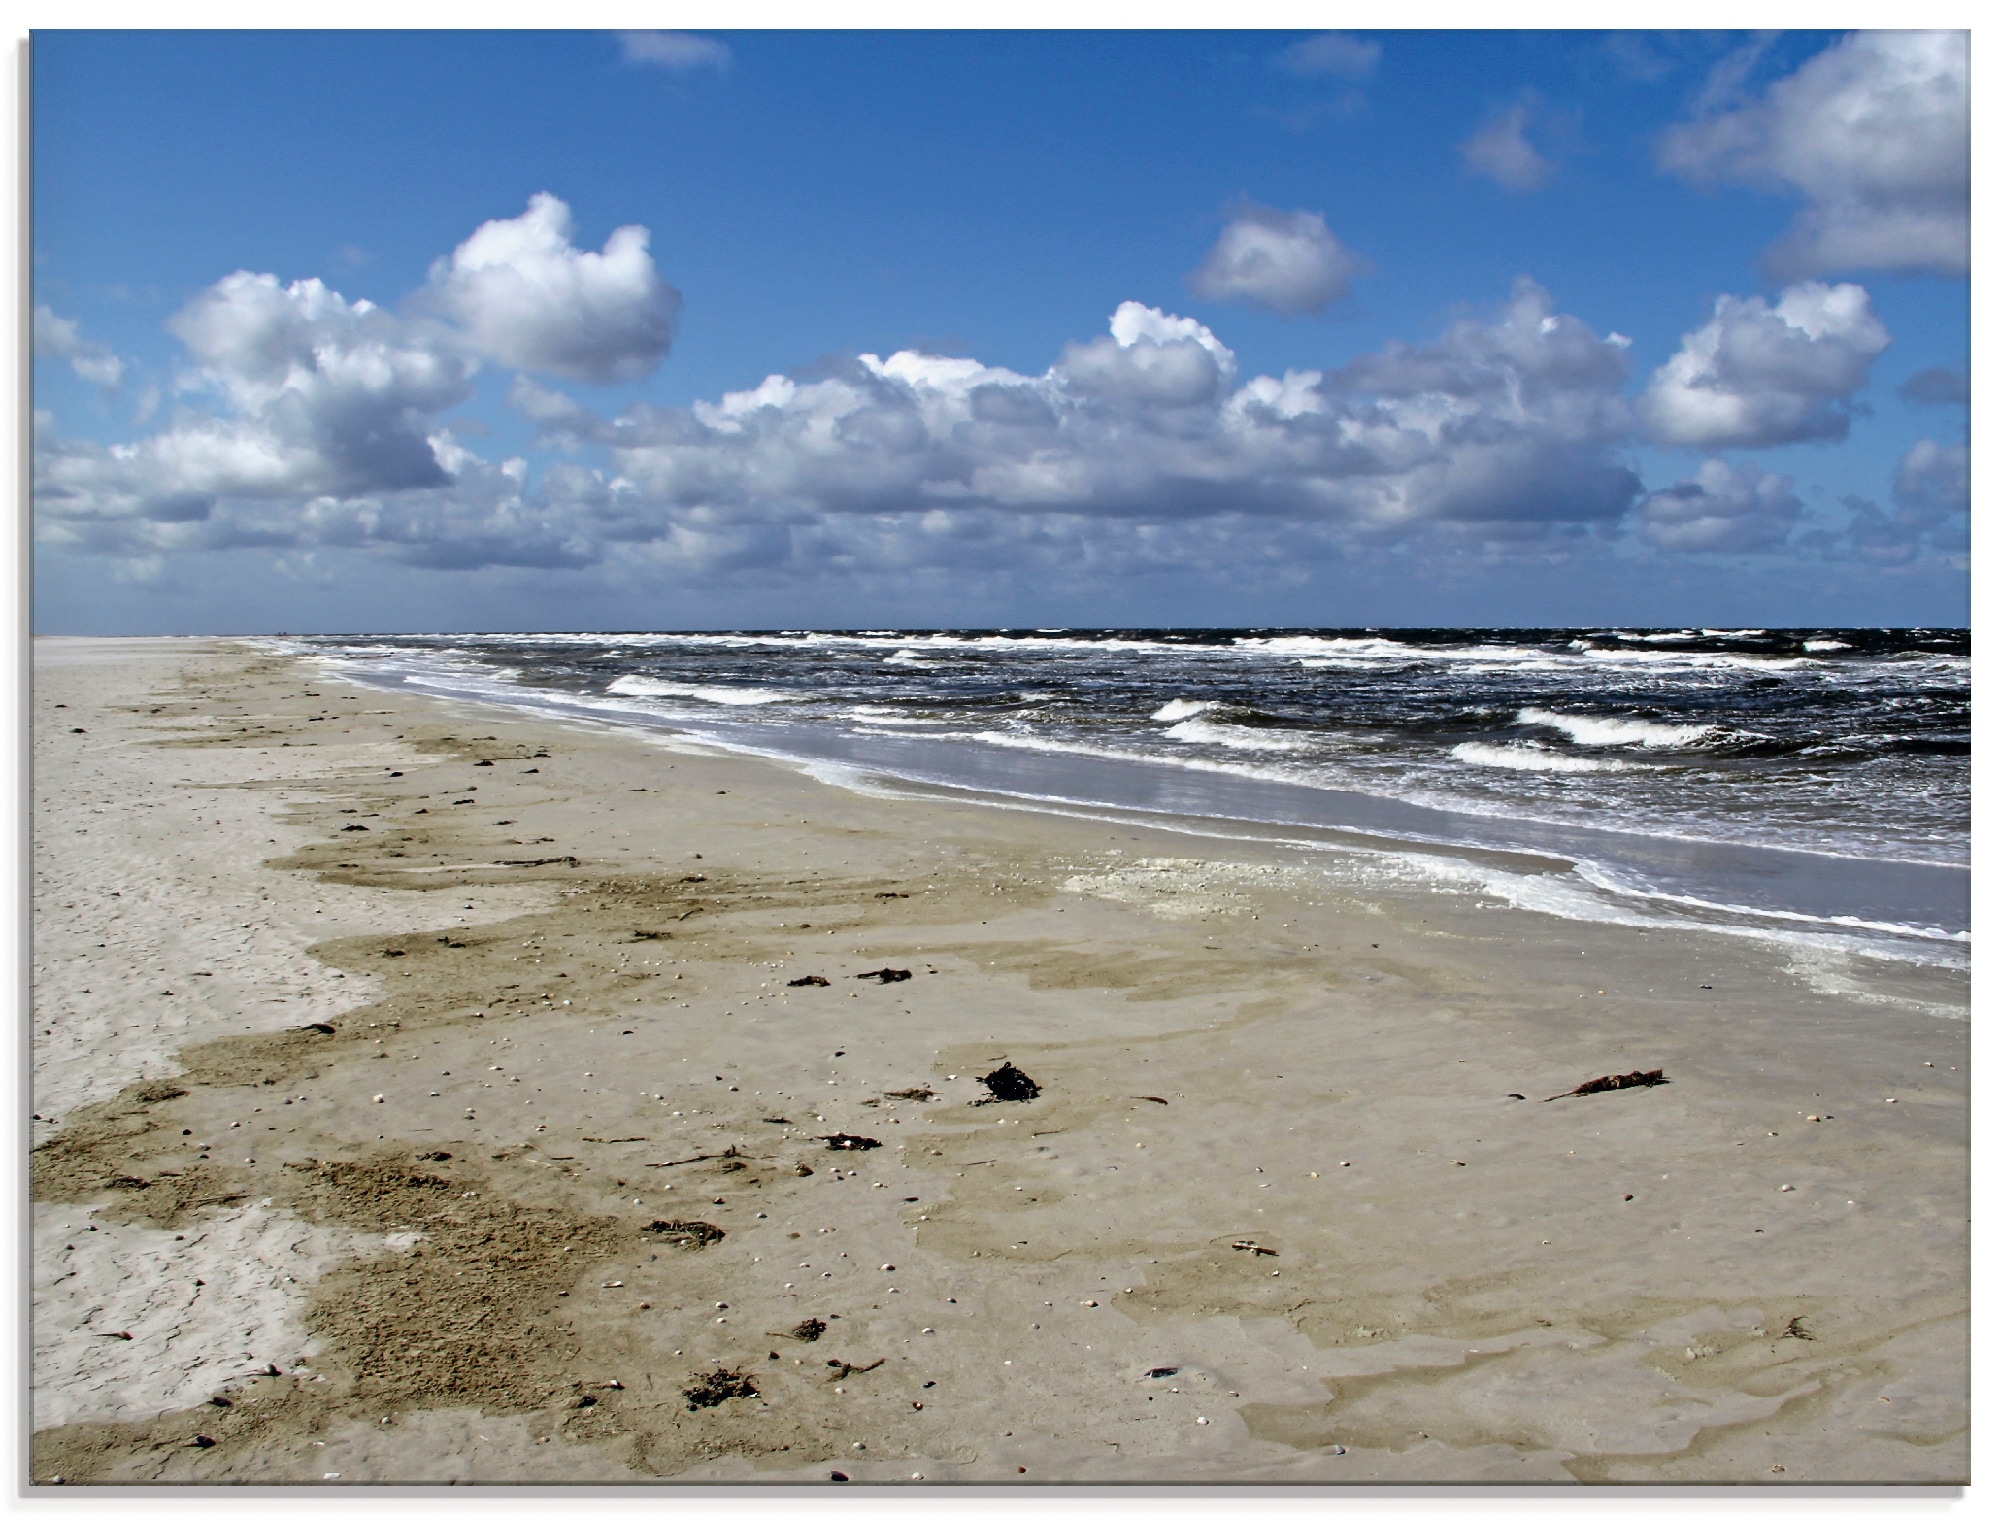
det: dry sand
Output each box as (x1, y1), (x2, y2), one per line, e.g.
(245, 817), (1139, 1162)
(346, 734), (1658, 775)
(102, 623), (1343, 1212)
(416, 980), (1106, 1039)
(28, 638), (1968, 1485)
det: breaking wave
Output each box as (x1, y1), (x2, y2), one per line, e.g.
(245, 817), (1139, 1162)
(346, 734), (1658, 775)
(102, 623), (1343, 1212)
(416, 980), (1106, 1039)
(1160, 718), (1310, 752)
(1516, 707), (1717, 749)
(1452, 742), (1633, 773)
(607, 674), (800, 705)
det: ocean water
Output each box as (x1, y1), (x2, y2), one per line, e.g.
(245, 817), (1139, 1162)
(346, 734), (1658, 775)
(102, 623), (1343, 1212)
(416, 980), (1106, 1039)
(287, 627), (1969, 971)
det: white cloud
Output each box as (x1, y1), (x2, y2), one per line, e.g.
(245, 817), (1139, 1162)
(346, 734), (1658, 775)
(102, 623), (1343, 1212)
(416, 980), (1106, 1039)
(34, 305), (124, 388)
(617, 31), (730, 72)
(1188, 202), (1368, 316)
(1891, 438), (1969, 521)
(426, 193), (681, 384)
(1058, 334), (1225, 408)
(37, 244), (1642, 579)
(1657, 31), (1968, 277)
(1275, 32), (1380, 80)
(1639, 281), (1889, 450)
(34, 200), (670, 570)
(169, 272), (466, 418)
(1638, 458), (1803, 553)
(35, 270), (478, 554)
(506, 374), (611, 443)
(1841, 438), (1969, 564)
(576, 281), (1637, 540)
(1460, 97), (1554, 193)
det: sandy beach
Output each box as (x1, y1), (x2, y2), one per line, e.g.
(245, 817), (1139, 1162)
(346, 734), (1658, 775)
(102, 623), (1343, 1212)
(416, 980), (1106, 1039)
(29, 637), (1968, 1485)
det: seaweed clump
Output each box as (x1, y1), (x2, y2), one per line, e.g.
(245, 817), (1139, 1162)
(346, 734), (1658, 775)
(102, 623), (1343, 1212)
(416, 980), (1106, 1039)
(979, 1063), (1041, 1102)
(683, 1368), (758, 1409)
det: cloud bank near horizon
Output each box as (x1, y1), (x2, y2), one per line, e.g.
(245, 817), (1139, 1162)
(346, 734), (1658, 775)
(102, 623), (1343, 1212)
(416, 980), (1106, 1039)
(33, 196), (1958, 584)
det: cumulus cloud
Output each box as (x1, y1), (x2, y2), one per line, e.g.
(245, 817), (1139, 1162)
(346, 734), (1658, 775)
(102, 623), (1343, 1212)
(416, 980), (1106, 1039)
(507, 374), (614, 444)
(36, 195), (685, 562)
(426, 193), (681, 384)
(1891, 438), (1969, 520)
(617, 31), (730, 72)
(1059, 302), (1238, 404)
(1657, 31), (1968, 277)
(41, 271), (474, 531)
(565, 280), (1638, 541)
(1460, 97), (1555, 193)
(1275, 32), (1380, 80)
(37, 405), (589, 573)
(1188, 202), (1368, 316)
(1840, 438), (1969, 564)
(1639, 281), (1889, 449)
(1638, 458), (1803, 553)
(34, 305), (124, 388)
(35, 219), (1647, 580)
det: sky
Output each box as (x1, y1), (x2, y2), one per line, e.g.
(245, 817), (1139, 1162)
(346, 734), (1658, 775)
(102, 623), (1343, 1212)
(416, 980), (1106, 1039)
(30, 28), (1971, 633)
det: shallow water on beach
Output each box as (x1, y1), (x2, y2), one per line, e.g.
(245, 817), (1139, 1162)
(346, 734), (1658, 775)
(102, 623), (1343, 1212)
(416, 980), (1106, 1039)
(285, 627), (1969, 966)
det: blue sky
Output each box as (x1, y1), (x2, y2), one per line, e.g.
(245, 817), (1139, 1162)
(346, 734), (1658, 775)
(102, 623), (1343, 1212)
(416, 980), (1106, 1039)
(32, 29), (1969, 632)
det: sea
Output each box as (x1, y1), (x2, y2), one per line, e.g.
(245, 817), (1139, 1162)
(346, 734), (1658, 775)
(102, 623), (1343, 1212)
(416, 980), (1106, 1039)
(285, 627), (1970, 981)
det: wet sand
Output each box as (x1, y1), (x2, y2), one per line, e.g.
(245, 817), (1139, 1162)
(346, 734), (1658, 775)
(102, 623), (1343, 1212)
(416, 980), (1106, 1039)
(30, 637), (1969, 1485)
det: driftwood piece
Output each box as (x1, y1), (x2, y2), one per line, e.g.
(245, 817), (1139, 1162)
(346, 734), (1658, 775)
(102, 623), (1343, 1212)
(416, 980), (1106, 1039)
(1544, 1069), (1669, 1101)
(645, 1144), (746, 1168)
(826, 1357), (885, 1381)
(642, 1218), (726, 1248)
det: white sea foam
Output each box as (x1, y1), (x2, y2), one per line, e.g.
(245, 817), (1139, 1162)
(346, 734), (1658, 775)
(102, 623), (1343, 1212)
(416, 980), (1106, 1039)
(1579, 647), (1804, 671)
(1246, 635), (1573, 670)
(1804, 639), (1852, 652)
(972, 731), (1110, 758)
(607, 674), (799, 705)
(1451, 742), (1630, 773)
(1779, 945), (1967, 1020)
(971, 730), (1302, 785)
(1152, 699), (1215, 722)
(1567, 860), (1971, 946)
(1161, 718), (1310, 752)
(1059, 857), (1300, 918)
(1516, 707), (1715, 748)
(1386, 851), (1966, 982)
(784, 760), (1967, 983)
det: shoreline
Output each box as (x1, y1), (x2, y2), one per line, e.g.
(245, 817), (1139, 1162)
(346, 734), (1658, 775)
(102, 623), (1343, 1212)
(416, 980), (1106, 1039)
(30, 638), (1969, 1484)
(298, 641), (1972, 955)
